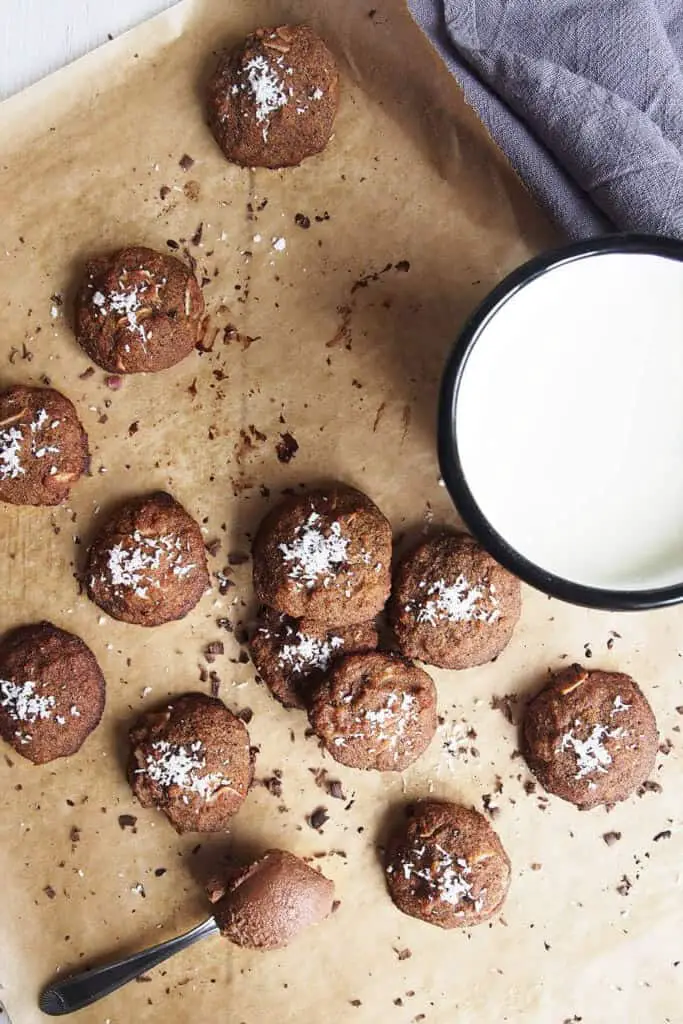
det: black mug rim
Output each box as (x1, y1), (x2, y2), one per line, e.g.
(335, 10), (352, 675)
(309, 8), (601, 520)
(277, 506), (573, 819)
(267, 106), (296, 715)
(438, 232), (683, 611)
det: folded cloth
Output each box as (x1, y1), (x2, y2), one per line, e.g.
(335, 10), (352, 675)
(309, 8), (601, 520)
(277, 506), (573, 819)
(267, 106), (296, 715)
(408, 0), (683, 239)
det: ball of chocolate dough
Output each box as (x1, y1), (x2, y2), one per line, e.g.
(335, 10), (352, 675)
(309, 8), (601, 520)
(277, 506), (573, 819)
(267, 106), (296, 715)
(252, 485), (392, 626)
(207, 25), (340, 168)
(74, 246), (205, 373)
(0, 622), (105, 764)
(208, 849), (335, 949)
(0, 385), (89, 506)
(523, 664), (658, 809)
(128, 692), (253, 833)
(385, 801), (511, 929)
(86, 491), (210, 627)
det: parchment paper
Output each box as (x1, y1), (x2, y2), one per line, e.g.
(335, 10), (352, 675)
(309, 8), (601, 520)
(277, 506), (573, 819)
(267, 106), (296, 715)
(0, 2), (679, 1022)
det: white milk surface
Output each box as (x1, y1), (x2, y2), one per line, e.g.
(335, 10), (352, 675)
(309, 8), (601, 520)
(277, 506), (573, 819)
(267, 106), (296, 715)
(456, 251), (683, 590)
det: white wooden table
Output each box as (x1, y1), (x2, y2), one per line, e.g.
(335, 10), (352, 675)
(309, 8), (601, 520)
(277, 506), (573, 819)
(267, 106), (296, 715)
(0, 0), (180, 99)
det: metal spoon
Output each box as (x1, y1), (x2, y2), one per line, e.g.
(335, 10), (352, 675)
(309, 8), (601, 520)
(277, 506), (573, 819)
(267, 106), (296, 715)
(39, 916), (219, 1016)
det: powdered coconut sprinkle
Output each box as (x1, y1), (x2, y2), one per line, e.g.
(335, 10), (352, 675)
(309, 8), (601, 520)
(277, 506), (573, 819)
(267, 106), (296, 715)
(278, 512), (349, 588)
(278, 630), (344, 676)
(410, 575), (500, 627)
(0, 427), (25, 480)
(398, 844), (484, 911)
(0, 680), (56, 723)
(139, 739), (228, 801)
(243, 55), (289, 140)
(560, 722), (624, 779)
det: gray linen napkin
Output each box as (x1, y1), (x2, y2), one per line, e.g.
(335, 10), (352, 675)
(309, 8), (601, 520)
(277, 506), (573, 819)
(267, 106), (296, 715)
(408, 0), (683, 239)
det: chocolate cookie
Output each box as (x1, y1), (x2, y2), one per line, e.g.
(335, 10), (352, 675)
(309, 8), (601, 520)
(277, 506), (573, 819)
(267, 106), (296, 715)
(0, 622), (105, 764)
(128, 692), (253, 833)
(75, 246), (205, 373)
(0, 385), (89, 506)
(523, 664), (658, 809)
(390, 533), (521, 669)
(250, 607), (378, 710)
(86, 491), (209, 627)
(308, 652), (437, 771)
(208, 849), (335, 949)
(385, 801), (511, 929)
(253, 486), (392, 626)
(207, 25), (339, 169)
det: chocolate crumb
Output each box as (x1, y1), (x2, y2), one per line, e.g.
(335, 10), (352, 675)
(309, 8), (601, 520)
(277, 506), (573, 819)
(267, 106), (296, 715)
(490, 693), (518, 724)
(637, 780), (663, 797)
(276, 431), (299, 463)
(154, 868), (167, 877)
(523, 780), (537, 795)
(653, 830), (672, 842)
(616, 875), (632, 896)
(43, 885), (56, 899)
(331, 899), (341, 913)
(69, 826), (81, 845)
(78, 366), (95, 380)
(349, 1000), (362, 1008)
(179, 154), (195, 170)
(216, 618), (233, 633)
(260, 773), (283, 799)
(394, 947), (412, 961)
(307, 806), (329, 831)
(236, 707), (253, 724)
(294, 213), (311, 229)
(191, 222), (204, 246)
(603, 831), (622, 846)
(395, 260), (410, 272)
(118, 814), (138, 832)
(204, 641), (225, 663)
(128, 421), (139, 436)
(394, 998), (404, 1007)
(209, 671), (221, 697)
(205, 539), (221, 557)
(160, 185), (171, 200)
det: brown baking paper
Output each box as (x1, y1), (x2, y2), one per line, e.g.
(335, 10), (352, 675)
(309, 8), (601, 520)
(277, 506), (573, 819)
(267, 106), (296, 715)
(0, 2), (680, 1022)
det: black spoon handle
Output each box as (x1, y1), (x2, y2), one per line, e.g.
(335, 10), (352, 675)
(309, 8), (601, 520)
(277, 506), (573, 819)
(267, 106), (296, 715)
(39, 916), (219, 1016)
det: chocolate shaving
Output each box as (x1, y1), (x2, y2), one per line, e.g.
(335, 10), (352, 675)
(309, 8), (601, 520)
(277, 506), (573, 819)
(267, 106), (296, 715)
(179, 153), (195, 170)
(118, 814), (138, 832)
(276, 431), (299, 463)
(307, 806), (329, 831)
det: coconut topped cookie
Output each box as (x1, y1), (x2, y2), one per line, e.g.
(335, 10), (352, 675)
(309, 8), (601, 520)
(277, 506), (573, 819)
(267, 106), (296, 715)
(253, 486), (392, 626)
(250, 607), (378, 709)
(0, 385), (89, 506)
(385, 802), (511, 929)
(207, 25), (339, 168)
(308, 652), (437, 772)
(523, 664), (658, 809)
(86, 491), (209, 627)
(390, 533), (521, 669)
(75, 246), (205, 374)
(0, 622), (105, 764)
(128, 693), (253, 833)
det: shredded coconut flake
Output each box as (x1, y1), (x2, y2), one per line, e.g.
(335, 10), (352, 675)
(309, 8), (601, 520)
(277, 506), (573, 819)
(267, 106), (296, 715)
(400, 844), (484, 911)
(0, 680), (56, 724)
(560, 722), (624, 779)
(612, 695), (631, 714)
(139, 739), (228, 800)
(278, 630), (344, 676)
(104, 532), (194, 597)
(0, 427), (25, 480)
(410, 575), (499, 626)
(243, 55), (289, 140)
(278, 513), (349, 589)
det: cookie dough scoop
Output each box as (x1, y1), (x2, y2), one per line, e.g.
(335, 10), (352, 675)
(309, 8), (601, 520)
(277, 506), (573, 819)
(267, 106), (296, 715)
(39, 850), (335, 1015)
